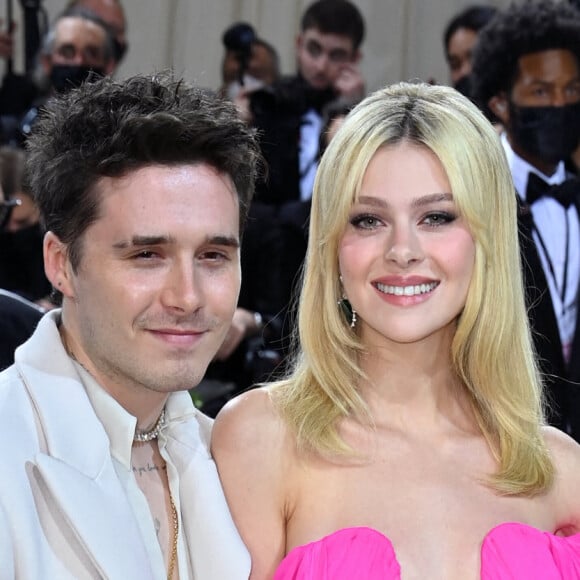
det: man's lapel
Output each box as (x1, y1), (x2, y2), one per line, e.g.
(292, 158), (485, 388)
(33, 453), (155, 579)
(167, 415), (251, 580)
(16, 314), (155, 578)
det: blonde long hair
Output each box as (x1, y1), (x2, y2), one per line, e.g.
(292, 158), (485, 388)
(272, 81), (552, 495)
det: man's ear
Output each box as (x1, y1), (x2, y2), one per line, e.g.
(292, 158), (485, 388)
(488, 94), (510, 125)
(44, 231), (75, 299)
(104, 57), (115, 76)
(40, 54), (53, 77)
(352, 49), (362, 64)
(296, 32), (304, 53)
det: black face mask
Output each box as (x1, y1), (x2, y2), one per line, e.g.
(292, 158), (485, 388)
(508, 101), (580, 164)
(453, 75), (473, 99)
(0, 223), (50, 301)
(112, 38), (127, 63)
(49, 65), (105, 93)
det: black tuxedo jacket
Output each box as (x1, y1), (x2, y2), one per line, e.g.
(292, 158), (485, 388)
(0, 290), (43, 371)
(518, 195), (580, 440)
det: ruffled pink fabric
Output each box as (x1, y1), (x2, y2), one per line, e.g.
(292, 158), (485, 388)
(481, 522), (580, 579)
(274, 527), (400, 580)
(274, 524), (580, 579)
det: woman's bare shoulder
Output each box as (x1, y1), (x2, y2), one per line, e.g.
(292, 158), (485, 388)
(542, 425), (580, 464)
(542, 426), (580, 531)
(211, 386), (291, 463)
(211, 386), (295, 578)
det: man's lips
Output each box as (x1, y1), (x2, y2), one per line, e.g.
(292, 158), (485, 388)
(146, 328), (207, 346)
(149, 328), (205, 334)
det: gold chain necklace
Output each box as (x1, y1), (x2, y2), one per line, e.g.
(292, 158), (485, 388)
(167, 488), (179, 580)
(62, 330), (178, 577)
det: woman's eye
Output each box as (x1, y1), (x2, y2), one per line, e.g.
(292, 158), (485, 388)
(423, 212), (455, 226)
(350, 214), (381, 229)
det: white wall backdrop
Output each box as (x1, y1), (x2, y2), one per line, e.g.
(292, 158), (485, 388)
(2, 0), (512, 94)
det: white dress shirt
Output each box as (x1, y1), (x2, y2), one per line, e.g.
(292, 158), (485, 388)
(80, 362), (194, 579)
(299, 108), (323, 201)
(501, 133), (579, 362)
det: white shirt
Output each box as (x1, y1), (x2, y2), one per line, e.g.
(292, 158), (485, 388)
(79, 362), (194, 579)
(299, 108), (323, 201)
(501, 133), (579, 362)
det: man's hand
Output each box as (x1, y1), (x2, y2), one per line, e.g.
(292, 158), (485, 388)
(233, 89), (253, 124)
(0, 21), (14, 60)
(333, 63), (365, 100)
(214, 307), (262, 361)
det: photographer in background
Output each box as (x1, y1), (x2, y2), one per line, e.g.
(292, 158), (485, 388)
(208, 2), (366, 400)
(246, 0), (365, 206)
(219, 22), (279, 100)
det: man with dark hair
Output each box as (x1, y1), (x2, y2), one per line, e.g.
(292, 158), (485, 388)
(0, 73), (259, 577)
(66, 0), (128, 67)
(238, 0), (365, 372)
(1, 8), (116, 147)
(443, 4), (497, 98)
(248, 0), (365, 205)
(472, 0), (580, 441)
(199, 1), (365, 411)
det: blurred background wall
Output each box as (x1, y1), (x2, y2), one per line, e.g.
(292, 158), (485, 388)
(2, 0), (512, 94)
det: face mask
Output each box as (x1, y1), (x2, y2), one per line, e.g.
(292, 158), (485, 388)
(508, 101), (580, 163)
(0, 223), (50, 300)
(50, 65), (105, 93)
(112, 38), (127, 63)
(453, 75), (473, 99)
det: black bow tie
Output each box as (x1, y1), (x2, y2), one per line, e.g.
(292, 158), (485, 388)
(525, 172), (579, 209)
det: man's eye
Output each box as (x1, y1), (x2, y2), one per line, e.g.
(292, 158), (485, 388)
(306, 42), (322, 57)
(201, 251), (229, 261)
(133, 250), (158, 259)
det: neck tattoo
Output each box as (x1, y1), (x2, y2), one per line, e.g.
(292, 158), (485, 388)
(62, 326), (176, 575)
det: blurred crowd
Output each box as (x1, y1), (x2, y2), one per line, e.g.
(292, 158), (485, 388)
(1, 0), (580, 440)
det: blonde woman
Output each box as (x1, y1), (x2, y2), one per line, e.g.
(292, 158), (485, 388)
(212, 82), (580, 579)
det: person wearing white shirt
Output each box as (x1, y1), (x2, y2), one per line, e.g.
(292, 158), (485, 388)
(0, 73), (259, 579)
(472, 0), (580, 440)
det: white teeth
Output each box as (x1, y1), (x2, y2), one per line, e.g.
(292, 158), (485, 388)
(376, 282), (438, 296)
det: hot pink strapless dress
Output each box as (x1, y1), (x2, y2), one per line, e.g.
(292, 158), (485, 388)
(274, 524), (580, 579)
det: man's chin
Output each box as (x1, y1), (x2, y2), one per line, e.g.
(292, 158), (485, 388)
(306, 77), (331, 91)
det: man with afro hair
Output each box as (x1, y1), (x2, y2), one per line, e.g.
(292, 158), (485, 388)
(472, 0), (580, 441)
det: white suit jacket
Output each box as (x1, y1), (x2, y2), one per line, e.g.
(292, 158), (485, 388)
(0, 311), (250, 579)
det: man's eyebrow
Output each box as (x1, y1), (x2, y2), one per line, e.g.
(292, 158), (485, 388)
(208, 235), (240, 248)
(113, 235), (175, 249)
(357, 193), (453, 208)
(112, 234), (240, 250)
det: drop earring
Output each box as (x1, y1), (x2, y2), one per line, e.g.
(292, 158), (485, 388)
(338, 296), (357, 328)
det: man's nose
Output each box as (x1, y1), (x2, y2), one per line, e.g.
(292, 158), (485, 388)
(161, 259), (202, 314)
